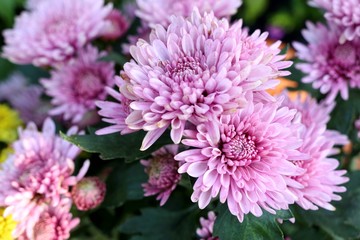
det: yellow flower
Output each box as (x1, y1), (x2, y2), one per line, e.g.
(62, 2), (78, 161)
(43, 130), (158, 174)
(0, 147), (13, 164)
(0, 104), (22, 144)
(0, 208), (16, 240)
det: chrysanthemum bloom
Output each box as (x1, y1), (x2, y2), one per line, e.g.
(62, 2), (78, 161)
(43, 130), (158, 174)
(0, 104), (23, 144)
(71, 177), (106, 211)
(41, 45), (115, 123)
(18, 198), (79, 240)
(140, 145), (181, 206)
(136, 0), (242, 28)
(0, 208), (16, 240)
(175, 101), (308, 222)
(0, 73), (49, 126)
(310, 0), (360, 43)
(2, 0), (112, 67)
(100, 9), (129, 40)
(0, 118), (89, 237)
(100, 10), (292, 150)
(282, 93), (349, 210)
(196, 211), (218, 240)
(294, 22), (360, 103)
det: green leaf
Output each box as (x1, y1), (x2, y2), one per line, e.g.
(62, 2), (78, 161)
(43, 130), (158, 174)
(241, 0), (269, 24)
(61, 129), (172, 162)
(99, 52), (127, 66)
(119, 206), (199, 240)
(213, 204), (293, 240)
(102, 161), (146, 207)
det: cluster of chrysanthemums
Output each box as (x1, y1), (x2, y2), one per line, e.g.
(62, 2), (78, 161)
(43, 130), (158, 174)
(0, 0), (355, 239)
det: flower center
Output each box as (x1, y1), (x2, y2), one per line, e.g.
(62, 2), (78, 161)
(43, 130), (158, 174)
(222, 133), (259, 166)
(166, 56), (203, 82)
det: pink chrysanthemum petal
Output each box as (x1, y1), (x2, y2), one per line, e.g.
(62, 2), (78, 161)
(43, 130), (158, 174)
(196, 211), (219, 240)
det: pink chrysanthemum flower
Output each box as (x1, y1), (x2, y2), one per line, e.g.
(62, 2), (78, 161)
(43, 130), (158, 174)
(140, 145), (181, 206)
(310, 0), (360, 43)
(100, 9), (129, 41)
(175, 101), (308, 222)
(196, 211), (218, 240)
(294, 22), (360, 103)
(100, 10), (291, 150)
(0, 118), (89, 238)
(282, 93), (349, 211)
(41, 45), (115, 123)
(136, 0), (242, 28)
(71, 177), (106, 211)
(2, 0), (112, 67)
(0, 73), (49, 126)
(19, 198), (79, 240)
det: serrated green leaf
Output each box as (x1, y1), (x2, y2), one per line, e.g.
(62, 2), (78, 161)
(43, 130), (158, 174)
(119, 206), (199, 240)
(102, 161), (146, 207)
(61, 129), (172, 162)
(213, 204), (293, 240)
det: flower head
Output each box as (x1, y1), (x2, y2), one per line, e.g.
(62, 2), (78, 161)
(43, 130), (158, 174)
(310, 0), (360, 42)
(136, 0), (242, 28)
(100, 10), (291, 150)
(41, 45), (115, 123)
(196, 211), (218, 240)
(175, 101), (307, 222)
(0, 118), (89, 237)
(2, 0), (112, 67)
(0, 208), (16, 240)
(140, 145), (181, 206)
(21, 198), (79, 240)
(294, 22), (360, 103)
(71, 177), (106, 211)
(100, 9), (129, 40)
(0, 104), (23, 144)
(282, 93), (349, 211)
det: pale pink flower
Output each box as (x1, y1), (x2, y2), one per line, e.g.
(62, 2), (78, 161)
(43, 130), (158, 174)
(19, 198), (80, 240)
(140, 145), (181, 206)
(136, 0), (242, 28)
(102, 10), (291, 150)
(100, 9), (129, 40)
(175, 101), (308, 222)
(310, 0), (360, 42)
(282, 93), (349, 211)
(0, 118), (89, 238)
(0, 72), (49, 126)
(196, 211), (218, 240)
(71, 177), (106, 211)
(2, 0), (112, 67)
(41, 45), (115, 123)
(294, 22), (360, 103)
